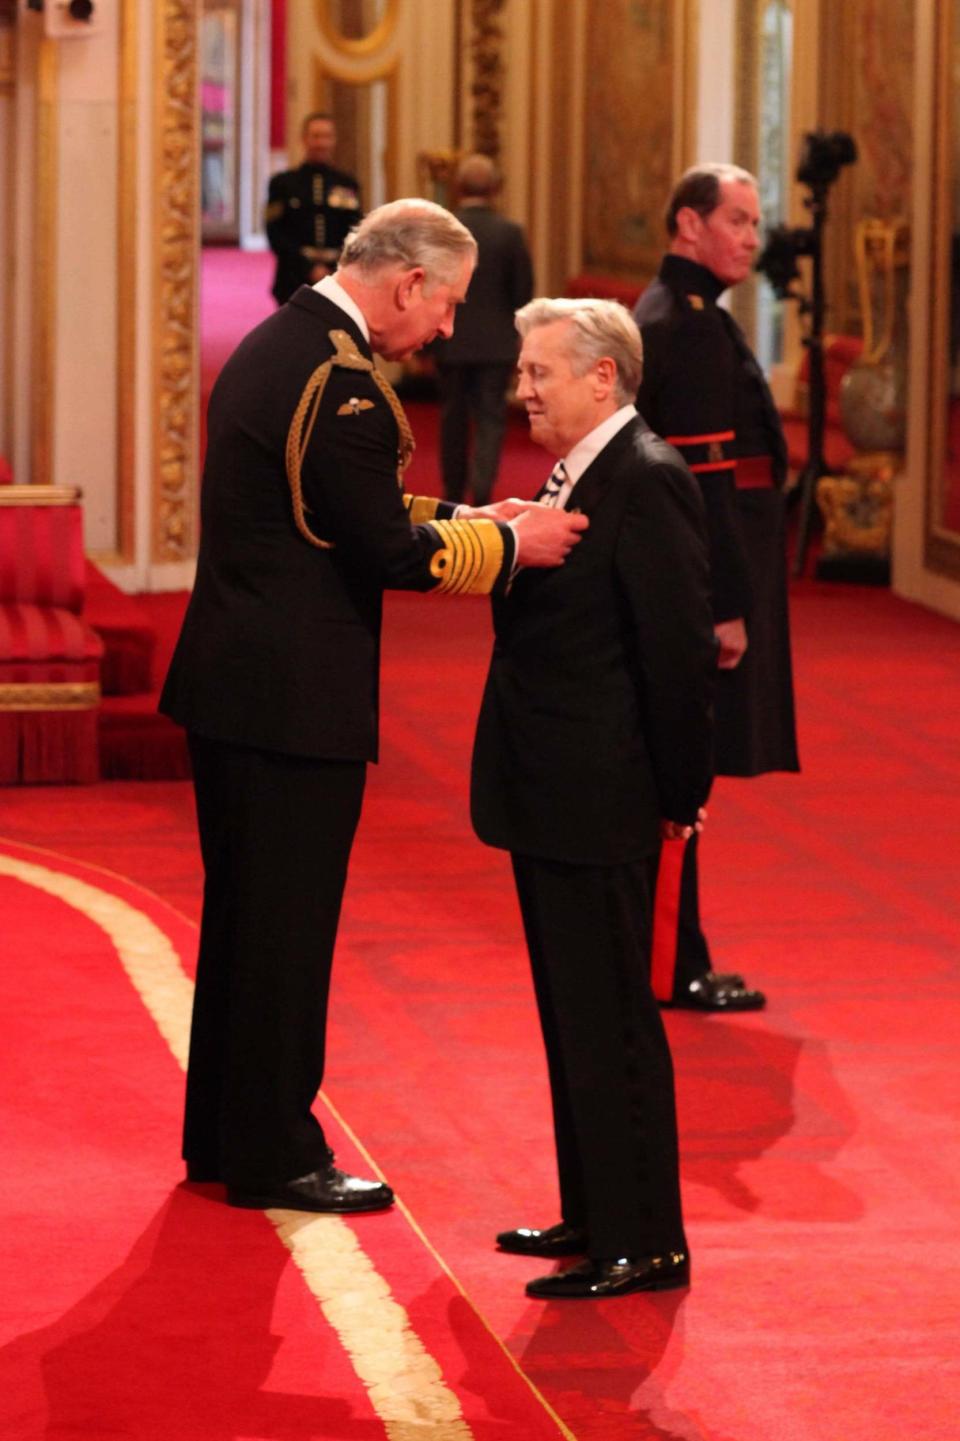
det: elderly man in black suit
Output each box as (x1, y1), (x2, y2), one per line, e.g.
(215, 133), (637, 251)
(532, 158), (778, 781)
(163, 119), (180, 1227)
(435, 153), (534, 505)
(471, 297), (716, 1298)
(161, 200), (587, 1215)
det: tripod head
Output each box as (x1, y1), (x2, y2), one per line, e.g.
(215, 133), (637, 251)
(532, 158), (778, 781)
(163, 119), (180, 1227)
(756, 130), (857, 303)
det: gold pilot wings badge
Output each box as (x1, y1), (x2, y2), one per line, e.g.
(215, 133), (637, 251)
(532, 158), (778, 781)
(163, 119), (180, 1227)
(337, 396), (376, 416)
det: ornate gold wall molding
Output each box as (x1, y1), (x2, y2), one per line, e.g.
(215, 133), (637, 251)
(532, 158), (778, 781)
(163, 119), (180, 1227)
(317, 0), (399, 57)
(152, 0), (199, 564)
(469, 0), (506, 158)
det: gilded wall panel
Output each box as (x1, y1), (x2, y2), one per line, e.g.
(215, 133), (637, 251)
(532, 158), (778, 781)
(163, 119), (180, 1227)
(582, 0), (680, 279)
(153, 0), (199, 564)
(820, 0), (915, 335)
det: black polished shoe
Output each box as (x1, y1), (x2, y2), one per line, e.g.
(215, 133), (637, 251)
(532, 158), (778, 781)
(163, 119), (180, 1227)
(525, 1250), (690, 1299)
(671, 970), (766, 1012)
(496, 1222), (588, 1257)
(185, 1161), (221, 1183)
(227, 1159), (394, 1213)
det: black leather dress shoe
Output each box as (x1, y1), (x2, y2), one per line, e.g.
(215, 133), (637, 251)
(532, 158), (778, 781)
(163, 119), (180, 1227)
(670, 970), (766, 1011)
(185, 1161), (221, 1183)
(525, 1250), (690, 1299)
(227, 1160), (394, 1213)
(496, 1222), (588, 1257)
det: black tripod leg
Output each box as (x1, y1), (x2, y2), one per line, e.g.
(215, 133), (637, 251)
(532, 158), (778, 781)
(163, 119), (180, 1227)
(792, 459), (821, 576)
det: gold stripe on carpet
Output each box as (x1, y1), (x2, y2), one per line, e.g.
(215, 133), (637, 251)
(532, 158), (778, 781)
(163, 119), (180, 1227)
(272, 1211), (473, 1440)
(0, 850), (479, 1439)
(0, 851), (193, 1067)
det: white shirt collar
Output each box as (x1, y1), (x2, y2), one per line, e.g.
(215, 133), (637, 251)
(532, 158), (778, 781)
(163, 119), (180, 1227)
(313, 273), (370, 344)
(561, 404), (637, 487)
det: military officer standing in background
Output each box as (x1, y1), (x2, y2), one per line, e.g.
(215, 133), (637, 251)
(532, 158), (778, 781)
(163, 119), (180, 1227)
(633, 162), (800, 1013)
(265, 112), (362, 306)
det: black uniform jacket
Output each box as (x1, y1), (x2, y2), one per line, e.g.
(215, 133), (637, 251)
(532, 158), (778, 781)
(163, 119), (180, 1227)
(160, 287), (513, 762)
(471, 418), (716, 867)
(435, 205), (534, 366)
(265, 163), (362, 304)
(634, 256), (799, 776)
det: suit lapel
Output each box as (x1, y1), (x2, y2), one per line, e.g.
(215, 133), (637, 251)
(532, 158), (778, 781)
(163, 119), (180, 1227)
(564, 416), (645, 516)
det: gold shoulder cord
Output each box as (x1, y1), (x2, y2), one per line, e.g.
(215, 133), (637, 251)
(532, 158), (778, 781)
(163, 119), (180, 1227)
(284, 328), (415, 549)
(284, 328), (505, 593)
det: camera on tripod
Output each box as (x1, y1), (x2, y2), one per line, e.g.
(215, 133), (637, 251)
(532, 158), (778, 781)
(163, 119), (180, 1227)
(754, 129), (858, 573)
(756, 130), (857, 301)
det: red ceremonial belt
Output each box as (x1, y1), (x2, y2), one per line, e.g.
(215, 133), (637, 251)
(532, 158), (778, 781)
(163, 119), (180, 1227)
(735, 455), (774, 489)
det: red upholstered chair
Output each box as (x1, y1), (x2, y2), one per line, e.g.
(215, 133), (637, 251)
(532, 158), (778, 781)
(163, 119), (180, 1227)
(0, 485), (104, 783)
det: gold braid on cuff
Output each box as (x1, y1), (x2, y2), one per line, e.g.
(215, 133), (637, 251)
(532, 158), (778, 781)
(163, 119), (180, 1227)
(426, 518), (505, 595)
(403, 494), (442, 523)
(285, 329), (416, 549)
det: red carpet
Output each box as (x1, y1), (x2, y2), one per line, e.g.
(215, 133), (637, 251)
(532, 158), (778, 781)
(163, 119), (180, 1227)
(3, 577), (960, 1439)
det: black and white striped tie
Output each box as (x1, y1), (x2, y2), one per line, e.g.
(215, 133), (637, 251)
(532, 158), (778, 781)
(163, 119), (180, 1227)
(540, 460), (568, 508)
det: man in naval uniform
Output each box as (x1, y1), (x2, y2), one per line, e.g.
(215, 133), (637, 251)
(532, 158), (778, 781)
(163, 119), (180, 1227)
(161, 200), (587, 1215)
(633, 163), (800, 1013)
(265, 112), (362, 306)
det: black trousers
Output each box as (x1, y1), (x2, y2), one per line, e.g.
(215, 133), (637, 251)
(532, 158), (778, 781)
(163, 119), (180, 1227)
(511, 853), (687, 1259)
(437, 362), (513, 506)
(184, 734), (366, 1189)
(674, 832), (712, 992)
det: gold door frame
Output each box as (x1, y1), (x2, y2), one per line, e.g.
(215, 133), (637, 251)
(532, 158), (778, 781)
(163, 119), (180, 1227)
(317, 0), (399, 57)
(924, 0), (960, 580)
(152, 0), (200, 566)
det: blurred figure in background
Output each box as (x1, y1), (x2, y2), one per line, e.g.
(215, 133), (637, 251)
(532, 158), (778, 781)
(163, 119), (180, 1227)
(435, 154), (534, 505)
(265, 112), (362, 306)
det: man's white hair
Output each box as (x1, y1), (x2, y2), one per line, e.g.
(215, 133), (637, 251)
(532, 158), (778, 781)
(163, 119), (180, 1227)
(340, 199), (477, 287)
(515, 297), (643, 403)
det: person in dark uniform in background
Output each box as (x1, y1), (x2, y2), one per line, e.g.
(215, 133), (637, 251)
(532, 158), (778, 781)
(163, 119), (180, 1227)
(265, 112), (362, 306)
(160, 199), (588, 1216)
(472, 298), (716, 1298)
(633, 162), (800, 1013)
(435, 153), (534, 505)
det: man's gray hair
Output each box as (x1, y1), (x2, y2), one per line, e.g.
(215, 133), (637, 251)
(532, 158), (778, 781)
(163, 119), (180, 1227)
(665, 163), (758, 236)
(515, 297), (644, 402)
(340, 199), (477, 286)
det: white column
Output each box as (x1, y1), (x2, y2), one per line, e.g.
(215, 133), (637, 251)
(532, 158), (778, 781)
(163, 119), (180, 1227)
(694, 0), (735, 164)
(52, 12), (120, 552)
